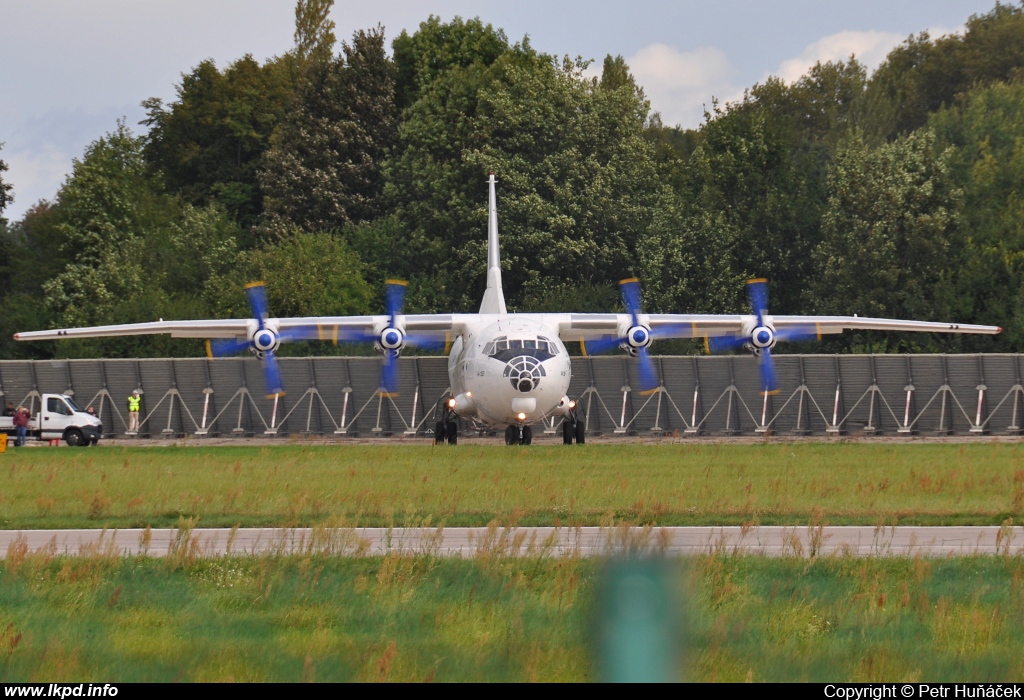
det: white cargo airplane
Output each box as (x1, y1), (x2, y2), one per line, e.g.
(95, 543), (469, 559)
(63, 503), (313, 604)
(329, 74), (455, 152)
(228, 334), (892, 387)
(15, 174), (1001, 445)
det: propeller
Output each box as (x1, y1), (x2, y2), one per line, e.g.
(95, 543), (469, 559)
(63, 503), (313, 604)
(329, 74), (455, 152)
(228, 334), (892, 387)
(583, 278), (697, 394)
(206, 282), (320, 397)
(351, 279), (445, 396)
(705, 278), (819, 394)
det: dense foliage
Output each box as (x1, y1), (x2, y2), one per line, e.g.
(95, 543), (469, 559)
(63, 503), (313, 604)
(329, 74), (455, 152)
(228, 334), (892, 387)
(4, 1), (1024, 358)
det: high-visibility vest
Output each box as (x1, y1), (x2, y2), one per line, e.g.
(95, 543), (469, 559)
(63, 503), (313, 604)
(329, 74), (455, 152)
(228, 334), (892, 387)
(128, 395), (141, 412)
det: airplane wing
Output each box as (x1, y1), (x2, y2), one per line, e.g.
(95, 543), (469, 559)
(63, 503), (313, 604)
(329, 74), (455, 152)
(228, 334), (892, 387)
(555, 313), (1000, 342)
(558, 314), (747, 341)
(13, 314), (461, 342)
(772, 315), (1001, 336)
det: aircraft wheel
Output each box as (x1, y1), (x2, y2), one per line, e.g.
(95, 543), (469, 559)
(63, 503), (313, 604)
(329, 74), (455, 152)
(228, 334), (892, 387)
(446, 421), (458, 445)
(504, 425), (518, 446)
(522, 425), (533, 445)
(562, 421), (574, 445)
(434, 421), (446, 444)
(574, 420), (586, 445)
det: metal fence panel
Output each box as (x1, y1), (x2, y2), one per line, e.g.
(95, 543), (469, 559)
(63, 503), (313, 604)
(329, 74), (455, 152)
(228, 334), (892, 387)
(6, 354), (1024, 439)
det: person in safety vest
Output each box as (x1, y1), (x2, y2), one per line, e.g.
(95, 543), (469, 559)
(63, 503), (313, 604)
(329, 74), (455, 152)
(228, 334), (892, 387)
(127, 390), (141, 433)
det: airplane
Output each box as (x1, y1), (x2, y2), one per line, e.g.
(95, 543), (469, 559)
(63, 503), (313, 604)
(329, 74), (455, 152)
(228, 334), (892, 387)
(14, 173), (1002, 445)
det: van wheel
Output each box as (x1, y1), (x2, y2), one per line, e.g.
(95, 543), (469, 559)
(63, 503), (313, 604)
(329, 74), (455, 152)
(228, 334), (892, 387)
(64, 429), (84, 447)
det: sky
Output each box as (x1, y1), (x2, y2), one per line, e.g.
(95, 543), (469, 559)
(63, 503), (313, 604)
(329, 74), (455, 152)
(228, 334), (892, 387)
(0, 0), (1004, 222)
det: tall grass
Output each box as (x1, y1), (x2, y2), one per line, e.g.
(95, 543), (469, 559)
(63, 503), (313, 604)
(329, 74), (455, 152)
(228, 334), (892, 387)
(2, 443), (1023, 528)
(3, 546), (1024, 681)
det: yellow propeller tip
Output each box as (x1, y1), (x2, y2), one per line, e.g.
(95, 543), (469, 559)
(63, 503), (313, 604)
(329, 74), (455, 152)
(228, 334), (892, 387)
(385, 279), (409, 287)
(244, 281), (266, 289)
(747, 278), (768, 285)
(618, 277), (640, 286)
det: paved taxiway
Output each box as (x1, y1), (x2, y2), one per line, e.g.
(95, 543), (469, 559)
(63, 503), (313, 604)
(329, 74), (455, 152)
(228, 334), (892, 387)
(2, 526), (1023, 557)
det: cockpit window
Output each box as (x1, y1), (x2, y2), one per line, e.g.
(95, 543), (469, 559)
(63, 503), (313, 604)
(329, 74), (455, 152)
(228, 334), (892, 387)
(486, 335), (556, 362)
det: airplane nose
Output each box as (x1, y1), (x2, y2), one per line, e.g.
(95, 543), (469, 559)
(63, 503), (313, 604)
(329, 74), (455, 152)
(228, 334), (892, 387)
(503, 356), (546, 393)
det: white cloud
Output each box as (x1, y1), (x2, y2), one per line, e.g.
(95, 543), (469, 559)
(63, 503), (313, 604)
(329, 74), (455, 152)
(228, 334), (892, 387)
(625, 44), (743, 129)
(770, 30), (905, 84)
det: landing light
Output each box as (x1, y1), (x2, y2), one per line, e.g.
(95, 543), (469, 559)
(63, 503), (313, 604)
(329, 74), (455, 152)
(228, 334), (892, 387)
(568, 400), (576, 409)
(517, 412), (526, 421)
(448, 398), (456, 409)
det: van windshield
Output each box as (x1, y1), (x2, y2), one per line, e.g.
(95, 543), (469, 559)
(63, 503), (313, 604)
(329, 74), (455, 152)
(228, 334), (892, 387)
(64, 396), (81, 412)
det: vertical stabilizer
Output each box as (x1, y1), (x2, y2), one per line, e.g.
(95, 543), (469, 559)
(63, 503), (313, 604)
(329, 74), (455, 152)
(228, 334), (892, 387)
(479, 172), (508, 314)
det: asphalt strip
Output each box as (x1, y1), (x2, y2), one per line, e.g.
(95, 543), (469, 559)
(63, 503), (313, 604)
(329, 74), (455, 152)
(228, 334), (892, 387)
(2, 526), (1023, 558)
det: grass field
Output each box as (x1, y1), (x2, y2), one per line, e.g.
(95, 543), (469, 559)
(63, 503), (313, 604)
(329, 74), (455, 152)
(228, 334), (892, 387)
(2, 547), (1024, 682)
(1, 443), (1023, 529)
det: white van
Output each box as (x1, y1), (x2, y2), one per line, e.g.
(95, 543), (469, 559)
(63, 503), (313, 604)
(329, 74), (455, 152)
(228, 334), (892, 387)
(0, 393), (103, 446)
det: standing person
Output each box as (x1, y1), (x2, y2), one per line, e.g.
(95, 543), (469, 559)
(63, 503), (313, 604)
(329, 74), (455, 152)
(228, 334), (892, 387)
(127, 390), (141, 433)
(13, 405), (29, 446)
(3, 401), (14, 417)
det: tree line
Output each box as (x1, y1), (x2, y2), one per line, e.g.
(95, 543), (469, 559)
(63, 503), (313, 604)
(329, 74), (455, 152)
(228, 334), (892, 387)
(2, 0), (1024, 359)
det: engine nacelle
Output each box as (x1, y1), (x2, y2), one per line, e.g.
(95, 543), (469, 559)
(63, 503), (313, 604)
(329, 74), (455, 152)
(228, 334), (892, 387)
(450, 392), (478, 417)
(551, 395), (577, 416)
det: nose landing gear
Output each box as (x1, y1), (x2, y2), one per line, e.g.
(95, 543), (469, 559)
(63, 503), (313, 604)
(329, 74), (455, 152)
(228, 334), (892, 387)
(504, 424), (533, 445)
(562, 400), (586, 445)
(434, 397), (459, 445)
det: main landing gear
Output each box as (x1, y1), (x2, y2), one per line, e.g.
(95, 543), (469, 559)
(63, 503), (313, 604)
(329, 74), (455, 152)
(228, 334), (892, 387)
(562, 400), (586, 445)
(434, 397), (459, 445)
(504, 424), (532, 445)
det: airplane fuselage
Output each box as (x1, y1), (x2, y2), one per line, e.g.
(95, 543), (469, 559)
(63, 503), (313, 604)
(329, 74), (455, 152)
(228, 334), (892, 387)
(447, 316), (572, 428)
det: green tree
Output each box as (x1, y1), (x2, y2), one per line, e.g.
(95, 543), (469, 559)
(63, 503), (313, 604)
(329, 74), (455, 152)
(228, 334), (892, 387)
(258, 27), (398, 239)
(141, 55), (294, 230)
(0, 142), (13, 225)
(866, 3), (1024, 139)
(392, 15), (508, 111)
(930, 77), (1024, 349)
(811, 129), (960, 350)
(240, 229), (372, 319)
(293, 0), (336, 64)
(42, 122), (171, 329)
(386, 46), (659, 312)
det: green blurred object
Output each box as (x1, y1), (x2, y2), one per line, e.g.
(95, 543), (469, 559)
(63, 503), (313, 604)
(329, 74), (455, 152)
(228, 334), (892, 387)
(597, 558), (679, 683)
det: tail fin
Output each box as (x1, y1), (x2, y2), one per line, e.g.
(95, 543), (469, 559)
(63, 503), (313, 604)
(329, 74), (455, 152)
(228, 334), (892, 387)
(479, 172), (508, 314)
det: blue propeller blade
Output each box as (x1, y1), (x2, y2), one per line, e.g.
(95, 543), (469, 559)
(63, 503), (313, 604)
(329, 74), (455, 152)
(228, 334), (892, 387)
(746, 279), (769, 327)
(636, 346), (658, 393)
(707, 335), (748, 353)
(245, 282), (271, 329)
(209, 337), (252, 357)
(584, 336), (626, 355)
(619, 278), (643, 326)
(263, 350), (284, 397)
(385, 280), (408, 327)
(759, 346), (778, 394)
(380, 350), (399, 394)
